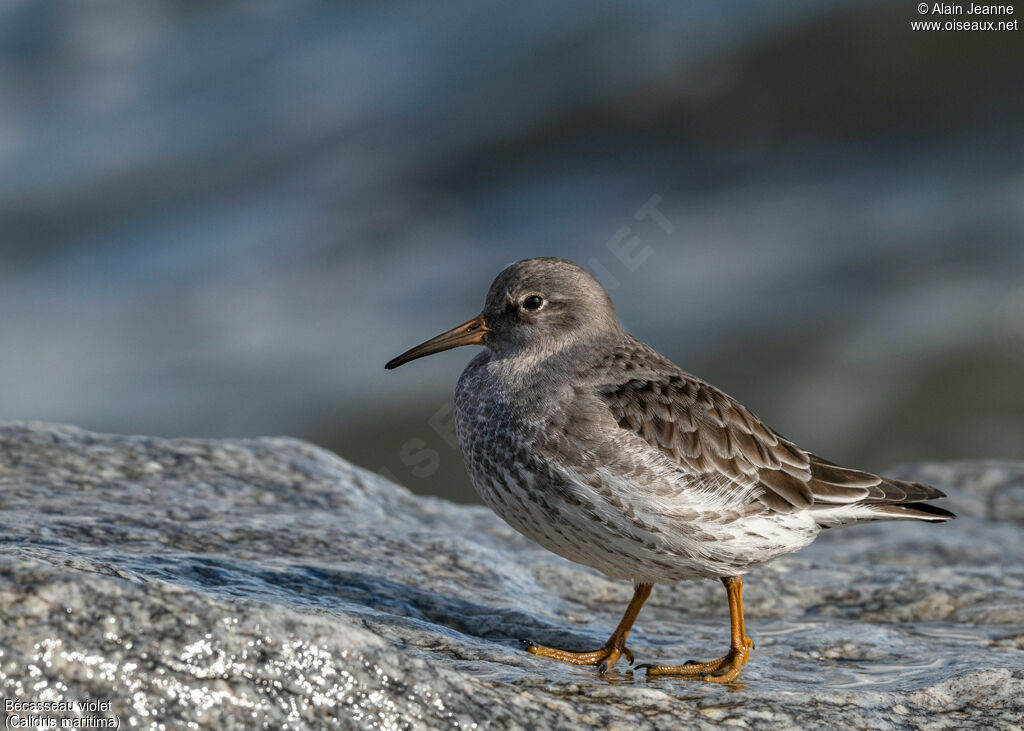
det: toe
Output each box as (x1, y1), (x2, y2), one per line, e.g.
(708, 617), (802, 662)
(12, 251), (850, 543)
(597, 648), (621, 674)
(697, 654), (745, 683)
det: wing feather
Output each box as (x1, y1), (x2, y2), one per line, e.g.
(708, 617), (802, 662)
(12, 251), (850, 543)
(591, 338), (912, 514)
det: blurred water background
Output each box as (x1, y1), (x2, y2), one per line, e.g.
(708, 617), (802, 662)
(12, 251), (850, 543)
(1, 0), (1022, 503)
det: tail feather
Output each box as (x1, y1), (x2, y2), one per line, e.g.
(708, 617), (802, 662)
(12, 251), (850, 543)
(867, 501), (956, 522)
(864, 477), (947, 504)
(810, 476), (955, 529)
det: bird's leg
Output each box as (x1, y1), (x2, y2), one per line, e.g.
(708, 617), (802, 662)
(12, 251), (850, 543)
(527, 582), (652, 673)
(642, 575), (752, 683)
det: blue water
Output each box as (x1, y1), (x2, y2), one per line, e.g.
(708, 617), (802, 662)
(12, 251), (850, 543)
(0, 1), (1022, 503)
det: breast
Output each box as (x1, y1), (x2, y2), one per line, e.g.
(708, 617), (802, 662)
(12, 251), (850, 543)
(454, 354), (537, 530)
(453, 356), (687, 580)
(454, 356), (608, 566)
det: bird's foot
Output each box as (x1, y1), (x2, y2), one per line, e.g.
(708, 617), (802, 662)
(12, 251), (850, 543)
(639, 639), (752, 683)
(524, 640), (634, 673)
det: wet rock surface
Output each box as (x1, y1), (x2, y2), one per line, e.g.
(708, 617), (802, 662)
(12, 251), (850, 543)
(0, 423), (1022, 729)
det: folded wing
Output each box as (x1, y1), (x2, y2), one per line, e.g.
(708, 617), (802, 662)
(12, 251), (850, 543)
(593, 342), (952, 522)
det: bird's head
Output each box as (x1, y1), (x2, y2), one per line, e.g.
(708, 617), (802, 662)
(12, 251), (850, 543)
(385, 257), (620, 370)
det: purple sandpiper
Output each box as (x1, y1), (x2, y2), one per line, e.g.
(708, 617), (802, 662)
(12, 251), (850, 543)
(386, 257), (954, 682)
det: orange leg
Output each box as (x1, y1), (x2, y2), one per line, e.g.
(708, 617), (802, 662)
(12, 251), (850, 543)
(640, 576), (753, 683)
(527, 583), (652, 673)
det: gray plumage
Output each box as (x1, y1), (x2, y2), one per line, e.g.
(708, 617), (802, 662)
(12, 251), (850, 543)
(446, 258), (953, 584)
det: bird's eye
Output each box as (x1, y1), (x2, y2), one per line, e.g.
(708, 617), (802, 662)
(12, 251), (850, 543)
(522, 295), (544, 311)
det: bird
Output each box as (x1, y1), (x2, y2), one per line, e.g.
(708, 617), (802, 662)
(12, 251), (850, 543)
(385, 257), (954, 682)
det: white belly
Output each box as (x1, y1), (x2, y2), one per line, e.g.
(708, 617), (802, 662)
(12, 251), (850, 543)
(461, 442), (819, 583)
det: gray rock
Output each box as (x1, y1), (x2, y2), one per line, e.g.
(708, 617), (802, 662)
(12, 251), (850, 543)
(0, 423), (1022, 729)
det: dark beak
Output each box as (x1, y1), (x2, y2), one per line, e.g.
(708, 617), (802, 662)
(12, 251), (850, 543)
(385, 314), (489, 370)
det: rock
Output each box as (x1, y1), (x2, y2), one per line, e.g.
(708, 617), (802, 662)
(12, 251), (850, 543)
(0, 423), (1022, 729)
